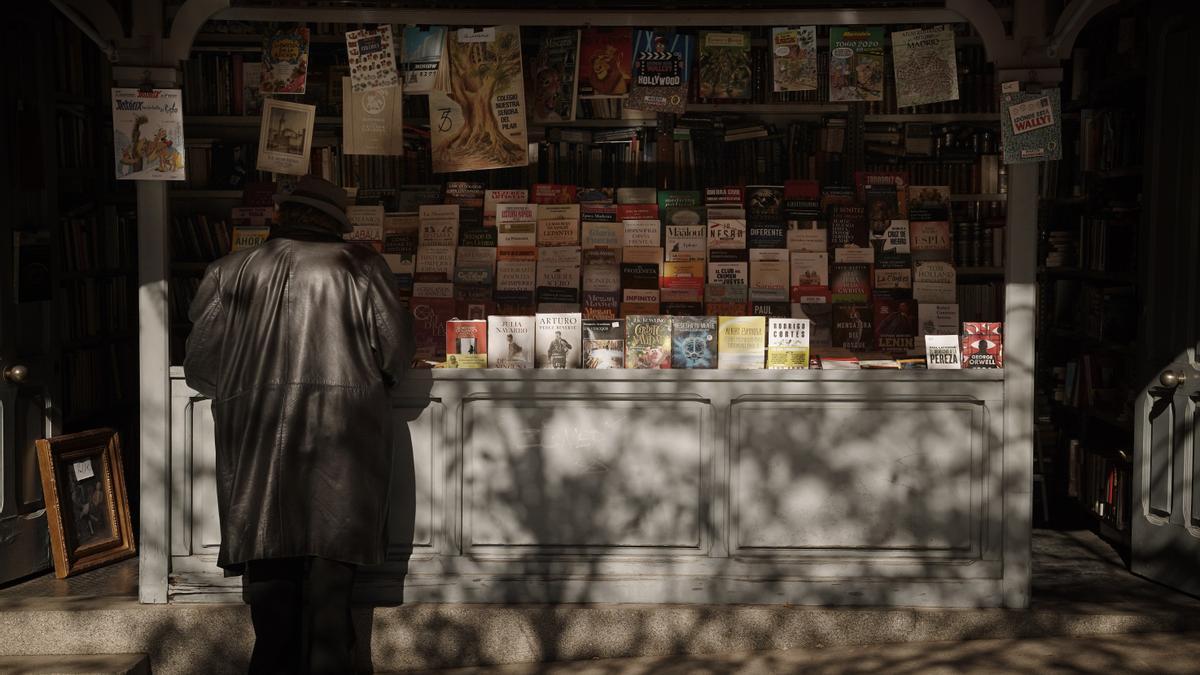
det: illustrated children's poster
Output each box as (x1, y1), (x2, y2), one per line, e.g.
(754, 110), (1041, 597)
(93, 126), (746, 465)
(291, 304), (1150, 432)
(626, 30), (694, 114)
(829, 26), (884, 102)
(261, 25), (311, 94)
(345, 26), (399, 92)
(578, 28), (633, 98)
(111, 88), (186, 181)
(429, 26), (528, 173)
(771, 26), (818, 92)
(527, 28), (580, 123)
(1001, 86), (1062, 164)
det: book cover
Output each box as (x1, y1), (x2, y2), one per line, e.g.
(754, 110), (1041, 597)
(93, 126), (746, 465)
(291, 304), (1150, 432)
(582, 221), (623, 250)
(430, 26), (528, 173)
(663, 204), (706, 228)
(241, 61), (264, 115)
(536, 246), (581, 304)
(533, 183), (578, 204)
(484, 189), (528, 227)
(750, 250), (789, 302)
(746, 185), (786, 248)
(925, 334), (962, 369)
(536, 204), (581, 246)
(383, 213), (419, 277)
(346, 26), (399, 92)
(622, 220), (661, 249)
(255, 99), (315, 175)
(616, 204), (659, 221)
(910, 221), (952, 260)
(671, 316), (717, 369)
(342, 78), (404, 156)
(625, 315), (673, 368)
(621, 301), (661, 317)
(665, 224), (707, 261)
(767, 318), (811, 369)
(418, 204), (460, 247)
(874, 266), (912, 296)
(891, 25), (959, 108)
(414, 245), (456, 281)
(789, 251), (829, 298)
(487, 315), (535, 368)
(111, 88), (186, 181)
(874, 298), (919, 354)
(829, 26), (884, 102)
(454, 246), (497, 288)
(750, 301), (790, 317)
(708, 217), (747, 250)
(793, 293), (833, 347)
(907, 185), (952, 221)
(828, 204), (868, 249)
(962, 322), (1003, 368)
(1001, 87), (1063, 164)
(834, 245), (874, 265)
(830, 262), (870, 302)
(771, 26), (818, 92)
(832, 303), (874, 351)
(496, 203), (538, 248)
(864, 184), (900, 238)
(707, 260), (749, 302)
(658, 190), (702, 209)
(578, 28), (633, 98)
(446, 319), (487, 367)
(444, 181), (485, 227)
(627, 30), (694, 114)
(918, 302), (960, 338)
(854, 171), (909, 215)
(231, 206), (274, 227)
(784, 190), (825, 252)
(346, 204), (384, 252)
(535, 313), (583, 368)
(705, 186), (745, 206)
(874, 219), (911, 257)
(400, 26), (447, 94)
(261, 26), (310, 94)
(698, 31), (752, 99)
(583, 319), (625, 368)
(410, 294), (456, 362)
(912, 261), (957, 304)
(528, 28), (580, 122)
(495, 259), (536, 306)
(231, 226), (269, 251)
(717, 316), (765, 369)
(616, 187), (658, 205)
(661, 260), (705, 302)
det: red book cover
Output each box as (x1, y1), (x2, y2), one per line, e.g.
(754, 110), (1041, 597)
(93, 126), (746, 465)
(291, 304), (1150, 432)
(962, 322), (1003, 368)
(706, 301), (749, 316)
(578, 28), (634, 98)
(446, 319), (487, 364)
(784, 179), (821, 200)
(854, 170), (910, 217)
(410, 296), (456, 363)
(532, 183), (578, 204)
(616, 204), (659, 221)
(873, 297), (919, 355)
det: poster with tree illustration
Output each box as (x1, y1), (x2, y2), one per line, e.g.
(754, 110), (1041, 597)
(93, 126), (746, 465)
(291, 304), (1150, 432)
(698, 31), (751, 99)
(430, 26), (529, 173)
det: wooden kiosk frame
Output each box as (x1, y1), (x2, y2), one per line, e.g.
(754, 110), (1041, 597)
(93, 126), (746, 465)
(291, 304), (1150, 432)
(57, 0), (1120, 607)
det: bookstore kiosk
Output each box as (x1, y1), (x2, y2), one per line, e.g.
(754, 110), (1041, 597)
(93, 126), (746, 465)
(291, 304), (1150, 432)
(98, 1), (1106, 609)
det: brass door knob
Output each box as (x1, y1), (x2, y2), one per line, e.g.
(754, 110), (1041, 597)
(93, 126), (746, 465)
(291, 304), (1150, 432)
(2, 364), (28, 384)
(1159, 370), (1186, 388)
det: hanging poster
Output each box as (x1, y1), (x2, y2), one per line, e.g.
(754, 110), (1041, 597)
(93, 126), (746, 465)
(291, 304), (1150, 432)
(256, 98), (316, 175)
(771, 26), (817, 92)
(429, 26), (528, 173)
(829, 26), (884, 102)
(342, 77), (403, 156)
(892, 25), (959, 108)
(261, 26), (310, 94)
(578, 28), (633, 98)
(400, 26), (448, 94)
(626, 30), (694, 114)
(345, 26), (399, 92)
(111, 88), (186, 181)
(1001, 87), (1062, 164)
(698, 31), (752, 99)
(527, 28), (580, 122)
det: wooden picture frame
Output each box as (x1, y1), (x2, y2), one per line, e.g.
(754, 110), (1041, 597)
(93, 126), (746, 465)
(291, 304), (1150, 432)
(35, 429), (136, 578)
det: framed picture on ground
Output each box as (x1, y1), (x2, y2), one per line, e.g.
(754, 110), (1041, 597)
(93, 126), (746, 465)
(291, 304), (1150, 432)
(35, 429), (136, 578)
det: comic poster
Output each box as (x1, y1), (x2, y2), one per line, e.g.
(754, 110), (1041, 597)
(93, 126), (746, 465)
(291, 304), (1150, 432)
(892, 25), (959, 108)
(261, 26), (310, 94)
(626, 30), (694, 114)
(771, 26), (817, 92)
(346, 26), (399, 92)
(111, 88), (186, 181)
(698, 31), (752, 99)
(829, 26), (884, 102)
(578, 28), (633, 98)
(527, 28), (580, 122)
(429, 26), (528, 173)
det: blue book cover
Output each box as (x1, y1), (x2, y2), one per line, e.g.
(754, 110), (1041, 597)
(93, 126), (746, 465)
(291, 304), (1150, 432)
(671, 315), (717, 369)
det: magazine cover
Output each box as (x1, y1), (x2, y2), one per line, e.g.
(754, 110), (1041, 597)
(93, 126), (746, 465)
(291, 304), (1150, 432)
(527, 28), (580, 122)
(627, 30), (694, 114)
(342, 78), (403, 156)
(891, 25), (959, 108)
(698, 31), (752, 99)
(771, 26), (818, 92)
(346, 26), (399, 92)
(111, 88), (185, 181)
(255, 99), (315, 175)
(578, 28), (633, 98)
(430, 26), (528, 173)
(1001, 87), (1063, 164)
(400, 26), (447, 94)
(261, 26), (310, 94)
(829, 26), (884, 102)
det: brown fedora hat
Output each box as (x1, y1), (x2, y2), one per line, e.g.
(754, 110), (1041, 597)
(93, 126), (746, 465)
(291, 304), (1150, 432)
(273, 175), (353, 233)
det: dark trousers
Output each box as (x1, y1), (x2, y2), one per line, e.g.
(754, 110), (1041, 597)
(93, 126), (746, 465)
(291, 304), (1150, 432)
(242, 557), (358, 674)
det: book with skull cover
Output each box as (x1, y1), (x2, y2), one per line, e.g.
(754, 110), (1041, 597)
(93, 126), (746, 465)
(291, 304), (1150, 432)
(671, 316), (717, 369)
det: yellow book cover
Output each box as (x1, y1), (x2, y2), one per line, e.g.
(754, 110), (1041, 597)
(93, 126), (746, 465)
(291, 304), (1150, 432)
(766, 317), (811, 369)
(717, 316), (765, 369)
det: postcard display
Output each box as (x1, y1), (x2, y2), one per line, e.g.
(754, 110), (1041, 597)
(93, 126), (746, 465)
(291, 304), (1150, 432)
(163, 18), (1023, 611)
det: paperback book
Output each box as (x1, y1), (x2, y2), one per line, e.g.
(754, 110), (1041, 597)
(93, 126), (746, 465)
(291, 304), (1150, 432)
(527, 28), (580, 123)
(535, 313), (582, 368)
(445, 319), (487, 368)
(400, 26), (447, 94)
(925, 334), (962, 369)
(717, 316), (766, 369)
(625, 315), (672, 368)
(346, 26), (399, 92)
(873, 298), (919, 354)
(410, 293), (455, 362)
(111, 88), (186, 181)
(627, 30), (694, 114)
(832, 302), (874, 351)
(767, 318), (811, 369)
(698, 31), (752, 99)
(583, 319), (625, 368)
(261, 26), (310, 94)
(578, 28), (633, 98)
(962, 322), (1004, 368)
(771, 26), (818, 92)
(487, 315), (535, 368)
(1001, 86), (1063, 164)
(670, 315), (717, 369)
(342, 78), (404, 156)
(829, 26), (884, 102)
(256, 99), (315, 175)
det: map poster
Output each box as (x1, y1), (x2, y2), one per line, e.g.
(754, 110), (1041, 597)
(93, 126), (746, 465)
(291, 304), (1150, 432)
(111, 88), (185, 181)
(892, 25), (960, 108)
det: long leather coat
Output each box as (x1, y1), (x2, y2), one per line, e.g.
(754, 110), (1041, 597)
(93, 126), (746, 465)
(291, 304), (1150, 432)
(184, 224), (413, 573)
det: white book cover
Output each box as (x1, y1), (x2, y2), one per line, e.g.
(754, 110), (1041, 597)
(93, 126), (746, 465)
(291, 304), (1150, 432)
(343, 78), (404, 156)
(750, 259), (789, 302)
(535, 313), (583, 368)
(918, 303), (960, 337)
(536, 204), (582, 246)
(708, 218), (747, 249)
(616, 186), (658, 204)
(484, 189), (528, 226)
(345, 204), (384, 245)
(708, 261), (748, 288)
(665, 224), (707, 261)
(789, 251), (829, 288)
(497, 203), (537, 247)
(112, 88), (186, 181)
(415, 245), (456, 279)
(582, 221), (623, 249)
(496, 260), (537, 291)
(488, 315), (535, 368)
(621, 246), (663, 265)
(787, 226), (827, 252)
(411, 281), (454, 298)
(913, 261), (957, 303)
(767, 318), (811, 369)
(925, 334), (962, 369)
(256, 98), (316, 175)
(622, 220), (661, 249)
(455, 246), (497, 285)
(583, 264), (621, 293)
(536, 247), (582, 290)
(382, 213), (418, 274)
(834, 245), (875, 264)
(749, 248), (787, 263)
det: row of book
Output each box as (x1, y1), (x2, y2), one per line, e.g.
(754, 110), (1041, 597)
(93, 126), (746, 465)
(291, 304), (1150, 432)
(953, 222), (1005, 268)
(1040, 217), (1137, 276)
(172, 215), (232, 262)
(56, 109), (96, 171)
(60, 276), (134, 341)
(60, 206), (137, 273)
(60, 343), (136, 419)
(1067, 439), (1130, 531)
(438, 313), (1002, 370)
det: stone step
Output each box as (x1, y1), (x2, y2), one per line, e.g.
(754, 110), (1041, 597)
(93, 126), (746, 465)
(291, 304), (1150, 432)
(0, 653), (149, 675)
